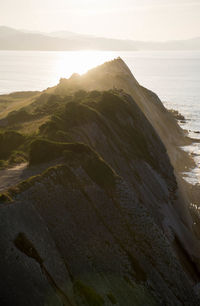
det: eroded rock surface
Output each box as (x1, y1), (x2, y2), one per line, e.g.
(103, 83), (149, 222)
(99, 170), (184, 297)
(0, 59), (200, 305)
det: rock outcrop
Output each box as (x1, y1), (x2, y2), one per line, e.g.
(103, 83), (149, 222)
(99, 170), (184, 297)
(0, 59), (200, 305)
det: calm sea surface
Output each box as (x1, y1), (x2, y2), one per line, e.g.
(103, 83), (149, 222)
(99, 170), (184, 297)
(0, 50), (200, 183)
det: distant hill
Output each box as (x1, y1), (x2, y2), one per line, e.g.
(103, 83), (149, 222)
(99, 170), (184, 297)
(0, 26), (200, 51)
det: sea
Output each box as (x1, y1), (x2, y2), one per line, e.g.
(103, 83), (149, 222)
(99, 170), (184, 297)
(0, 50), (200, 184)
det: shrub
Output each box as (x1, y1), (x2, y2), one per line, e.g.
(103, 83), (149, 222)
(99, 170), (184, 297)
(74, 280), (104, 306)
(7, 109), (33, 125)
(14, 232), (43, 264)
(74, 90), (87, 100)
(88, 90), (101, 99)
(8, 151), (27, 165)
(0, 193), (12, 203)
(0, 131), (25, 159)
(82, 154), (116, 190)
(107, 292), (117, 304)
(0, 159), (8, 168)
(29, 138), (91, 165)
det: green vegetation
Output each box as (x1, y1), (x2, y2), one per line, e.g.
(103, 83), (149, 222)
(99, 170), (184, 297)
(30, 93), (68, 116)
(0, 89), (160, 176)
(0, 159), (8, 168)
(29, 138), (116, 190)
(38, 90), (157, 171)
(29, 138), (91, 165)
(0, 131), (25, 159)
(8, 164), (79, 199)
(0, 130), (32, 168)
(82, 153), (116, 190)
(107, 292), (117, 304)
(14, 232), (43, 265)
(74, 280), (104, 306)
(9, 174), (42, 196)
(8, 91), (40, 99)
(40, 102), (99, 139)
(8, 151), (27, 165)
(7, 108), (34, 125)
(0, 92), (72, 134)
(96, 91), (126, 118)
(38, 90), (103, 138)
(1, 137), (116, 202)
(0, 192), (12, 203)
(74, 89), (87, 100)
(94, 90), (160, 171)
(0, 91), (40, 120)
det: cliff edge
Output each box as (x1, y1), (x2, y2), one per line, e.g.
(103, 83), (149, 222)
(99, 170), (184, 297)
(0, 59), (200, 305)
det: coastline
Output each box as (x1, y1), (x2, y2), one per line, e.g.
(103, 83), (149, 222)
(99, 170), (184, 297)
(169, 107), (200, 186)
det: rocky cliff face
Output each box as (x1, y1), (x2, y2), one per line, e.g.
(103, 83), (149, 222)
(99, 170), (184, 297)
(0, 59), (200, 305)
(54, 58), (186, 147)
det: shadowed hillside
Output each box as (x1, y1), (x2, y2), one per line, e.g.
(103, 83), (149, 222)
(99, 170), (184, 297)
(1, 59), (200, 305)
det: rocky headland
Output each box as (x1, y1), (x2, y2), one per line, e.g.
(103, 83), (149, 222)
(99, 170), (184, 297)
(0, 58), (200, 305)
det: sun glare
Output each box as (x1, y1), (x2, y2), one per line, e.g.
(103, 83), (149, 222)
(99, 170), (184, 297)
(55, 50), (118, 79)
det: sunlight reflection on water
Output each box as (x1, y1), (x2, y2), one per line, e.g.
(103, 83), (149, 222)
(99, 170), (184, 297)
(55, 50), (118, 78)
(0, 50), (118, 94)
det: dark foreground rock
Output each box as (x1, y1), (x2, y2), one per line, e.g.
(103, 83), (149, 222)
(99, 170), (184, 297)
(0, 59), (200, 305)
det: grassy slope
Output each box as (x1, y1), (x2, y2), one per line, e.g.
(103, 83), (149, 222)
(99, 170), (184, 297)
(0, 91), (40, 119)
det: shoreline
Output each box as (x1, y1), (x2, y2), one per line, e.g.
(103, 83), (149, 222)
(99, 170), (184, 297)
(168, 107), (200, 186)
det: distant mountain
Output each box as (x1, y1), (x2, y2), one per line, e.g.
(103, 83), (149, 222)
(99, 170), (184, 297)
(134, 37), (200, 50)
(0, 26), (136, 51)
(48, 30), (92, 39)
(0, 26), (20, 38)
(0, 26), (200, 51)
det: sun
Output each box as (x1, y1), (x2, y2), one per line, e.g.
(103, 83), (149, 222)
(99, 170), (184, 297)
(55, 50), (118, 79)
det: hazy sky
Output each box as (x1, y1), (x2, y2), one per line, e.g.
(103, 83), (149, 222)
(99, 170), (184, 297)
(1, 0), (200, 41)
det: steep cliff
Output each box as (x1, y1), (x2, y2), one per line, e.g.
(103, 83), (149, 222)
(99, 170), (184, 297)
(0, 59), (200, 305)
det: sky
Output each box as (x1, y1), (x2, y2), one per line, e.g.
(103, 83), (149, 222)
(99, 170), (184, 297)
(1, 0), (200, 41)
